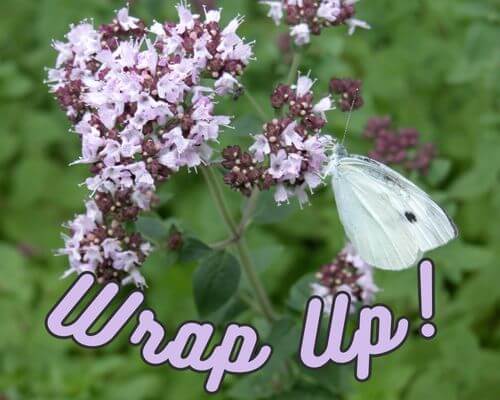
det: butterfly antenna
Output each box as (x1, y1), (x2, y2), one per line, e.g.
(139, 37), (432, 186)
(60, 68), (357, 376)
(341, 89), (359, 146)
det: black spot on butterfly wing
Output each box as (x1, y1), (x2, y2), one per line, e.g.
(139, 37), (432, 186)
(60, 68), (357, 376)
(405, 212), (417, 223)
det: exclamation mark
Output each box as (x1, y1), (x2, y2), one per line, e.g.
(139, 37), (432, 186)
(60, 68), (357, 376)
(418, 260), (437, 339)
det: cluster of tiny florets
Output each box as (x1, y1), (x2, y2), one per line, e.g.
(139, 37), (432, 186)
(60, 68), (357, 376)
(223, 74), (333, 205)
(364, 116), (437, 175)
(261, 0), (370, 46)
(48, 4), (253, 286)
(58, 200), (152, 287)
(311, 243), (379, 313)
(329, 77), (364, 112)
(221, 146), (274, 196)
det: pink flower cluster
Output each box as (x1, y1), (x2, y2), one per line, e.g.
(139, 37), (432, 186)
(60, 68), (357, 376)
(247, 74), (334, 205)
(48, 4), (253, 286)
(311, 243), (379, 314)
(261, 0), (370, 46)
(58, 200), (152, 287)
(364, 116), (437, 175)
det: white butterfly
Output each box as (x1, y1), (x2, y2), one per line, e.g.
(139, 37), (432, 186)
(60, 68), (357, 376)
(325, 143), (458, 271)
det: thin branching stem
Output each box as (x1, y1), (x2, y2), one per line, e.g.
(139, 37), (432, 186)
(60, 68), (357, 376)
(286, 51), (302, 85)
(243, 88), (270, 122)
(202, 167), (277, 323)
(202, 49), (304, 323)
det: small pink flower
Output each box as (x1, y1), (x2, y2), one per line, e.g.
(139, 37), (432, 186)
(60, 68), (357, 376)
(261, 1), (283, 25)
(249, 135), (272, 162)
(274, 183), (289, 204)
(269, 150), (288, 179)
(290, 23), (311, 46)
(346, 18), (371, 35)
(295, 73), (315, 97)
(281, 122), (304, 149)
(214, 73), (241, 96)
(117, 7), (140, 31)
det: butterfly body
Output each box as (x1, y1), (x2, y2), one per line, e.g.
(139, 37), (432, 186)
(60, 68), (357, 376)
(327, 144), (458, 270)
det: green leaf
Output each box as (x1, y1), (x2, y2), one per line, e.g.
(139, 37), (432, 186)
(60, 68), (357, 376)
(135, 216), (169, 243)
(300, 363), (353, 397)
(179, 237), (212, 263)
(10, 156), (58, 207)
(265, 317), (302, 371)
(273, 387), (338, 400)
(209, 296), (248, 327)
(0, 131), (18, 165)
(0, 243), (31, 303)
(375, 268), (419, 310)
(288, 274), (315, 312)
(251, 243), (285, 273)
(351, 360), (415, 400)
(455, 2), (500, 21)
(19, 112), (67, 154)
(431, 240), (495, 284)
(1, 204), (63, 251)
(101, 375), (162, 400)
(141, 250), (177, 272)
(407, 367), (459, 400)
(156, 188), (174, 206)
(451, 263), (500, 316)
(0, 62), (33, 99)
(193, 251), (241, 317)
(448, 23), (500, 84)
(227, 363), (295, 400)
(449, 167), (499, 200)
(449, 131), (500, 199)
(426, 158), (452, 187)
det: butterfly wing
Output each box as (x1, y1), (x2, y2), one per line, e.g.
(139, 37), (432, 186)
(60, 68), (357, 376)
(331, 155), (458, 270)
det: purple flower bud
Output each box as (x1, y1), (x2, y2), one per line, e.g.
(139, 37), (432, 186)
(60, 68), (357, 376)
(221, 145), (269, 196)
(277, 32), (292, 55)
(364, 117), (437, 176)
(271, 84), (294, 109)
(364, 116), (392, 139)
(329, 78), (364, 112)
(167, 231), (184, 251)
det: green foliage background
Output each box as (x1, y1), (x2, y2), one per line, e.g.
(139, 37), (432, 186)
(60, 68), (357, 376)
(0, 0), (499, 399)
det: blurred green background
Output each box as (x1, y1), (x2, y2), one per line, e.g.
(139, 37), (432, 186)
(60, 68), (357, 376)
(0, 0), (499, 399)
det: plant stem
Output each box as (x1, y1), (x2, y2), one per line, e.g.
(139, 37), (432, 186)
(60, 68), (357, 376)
(202, 167), (277, 322)
(210, 237), (239, 250)
(286, 51), (302, 85)
(202, 167), (239, 234)
(235, 238), (276, 321)
(238, 291), (264, 316)
(244, 88), (269, 122)
(211, 189), (260, 249)
(239, 188), (260, 233)
(201, 50), (302, 323)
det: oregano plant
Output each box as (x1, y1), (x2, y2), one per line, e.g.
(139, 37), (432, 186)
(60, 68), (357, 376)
(45, 1), (442, 396)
